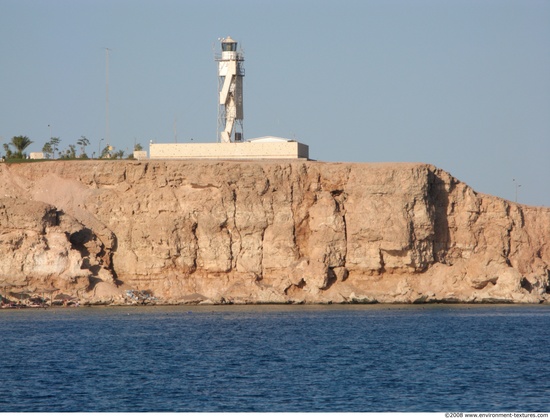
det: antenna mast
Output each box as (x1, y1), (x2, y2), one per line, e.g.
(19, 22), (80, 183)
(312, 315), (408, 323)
(105, 47), (111, 146)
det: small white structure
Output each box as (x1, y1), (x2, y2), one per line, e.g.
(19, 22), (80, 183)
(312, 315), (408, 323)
(216, 36), (245, 143)
(29, 152), (45, 160)
(133, 150), (148, 160)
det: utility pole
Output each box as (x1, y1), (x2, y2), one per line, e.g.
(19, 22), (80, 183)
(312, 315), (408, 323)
(105, 48), (111, 147)
(99, 138), (104, 159)
(513, 179), (521, 203)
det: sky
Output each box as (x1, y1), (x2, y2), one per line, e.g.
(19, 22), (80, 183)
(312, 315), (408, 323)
(1, 0), (549, 207)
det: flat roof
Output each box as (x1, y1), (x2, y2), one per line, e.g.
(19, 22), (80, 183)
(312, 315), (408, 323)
(248, 136), (295, 143)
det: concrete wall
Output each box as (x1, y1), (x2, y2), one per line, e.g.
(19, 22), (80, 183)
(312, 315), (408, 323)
(133, 151), (148, 160)
(149, 141), (309, 160)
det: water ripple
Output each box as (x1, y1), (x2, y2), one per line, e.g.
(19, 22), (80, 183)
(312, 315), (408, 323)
(1, 305), (550, 411)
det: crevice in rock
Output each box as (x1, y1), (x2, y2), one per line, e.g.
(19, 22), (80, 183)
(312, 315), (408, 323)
(341, 213), (348, 266)
(258, 224), (267, 279)
(379, 249), (386, 274)
(520, 277), (533, 293)
(142, 162), (150, 178)
(289, 182), (299, 257)
(229, 188), (240, 271)
(321, 268), (338, 291)
(190, 222), (198, 273)
(332, 189), (348, 267)
(260, 179), (270, 196)
(427, 169), (451, 264)
(190, 183), (220, 189)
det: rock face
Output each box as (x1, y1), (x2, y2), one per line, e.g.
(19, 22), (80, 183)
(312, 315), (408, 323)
(0, 160), (548, 304)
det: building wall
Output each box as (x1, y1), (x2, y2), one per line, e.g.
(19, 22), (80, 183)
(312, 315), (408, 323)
(133, 151), (148, 160)
(149, 142), (309, 160)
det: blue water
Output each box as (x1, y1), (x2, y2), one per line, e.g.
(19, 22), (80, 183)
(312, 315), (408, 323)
(1, 304), (550, 412)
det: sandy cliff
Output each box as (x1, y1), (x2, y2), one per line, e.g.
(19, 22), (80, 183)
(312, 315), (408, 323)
(0, 160), (548, 304)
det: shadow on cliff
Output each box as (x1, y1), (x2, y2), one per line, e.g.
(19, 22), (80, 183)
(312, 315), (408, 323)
(66, 220), (122, 290)
(69, 227), (93, 258)
(428, 170), (452, 263)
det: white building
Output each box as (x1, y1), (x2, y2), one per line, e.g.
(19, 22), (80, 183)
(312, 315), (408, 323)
(150, 137), (308, 160)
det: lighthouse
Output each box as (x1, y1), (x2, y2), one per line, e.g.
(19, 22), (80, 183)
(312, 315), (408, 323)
(148, 36), (308, 160)
(216, 36), (244, 143)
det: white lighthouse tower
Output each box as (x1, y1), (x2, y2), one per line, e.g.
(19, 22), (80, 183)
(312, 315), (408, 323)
(216, 36), (244, 143)
(148, 36), (309, 160)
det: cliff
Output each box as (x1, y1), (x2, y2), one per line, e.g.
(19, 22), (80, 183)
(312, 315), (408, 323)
(0, 160), (548, 305)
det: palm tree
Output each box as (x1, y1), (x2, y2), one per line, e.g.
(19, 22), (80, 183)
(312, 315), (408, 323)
(100, 145), (110, 159)
(42, 142), (53, 159)
(76, 136), (90, 157)
(3, 143), (12, 159)
(10, 136), (33, 159)
(67, 144), (76, 159)
(49, 137), (60, 159)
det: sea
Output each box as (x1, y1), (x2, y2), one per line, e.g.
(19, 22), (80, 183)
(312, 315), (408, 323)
(1, 304), (549, 413)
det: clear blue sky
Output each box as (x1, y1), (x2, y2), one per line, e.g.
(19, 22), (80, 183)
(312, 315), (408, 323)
(1, 0), (549, 206)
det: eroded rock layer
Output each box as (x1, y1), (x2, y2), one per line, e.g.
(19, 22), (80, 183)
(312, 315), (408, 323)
(0, 160), (548, 304)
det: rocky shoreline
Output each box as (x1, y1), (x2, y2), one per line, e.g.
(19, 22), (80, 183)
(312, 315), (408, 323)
(1, 160), (549, 306)
(1, 297), (542, 310)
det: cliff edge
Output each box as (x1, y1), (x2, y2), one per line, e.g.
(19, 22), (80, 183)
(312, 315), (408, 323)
(1, 160), (548, 305)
